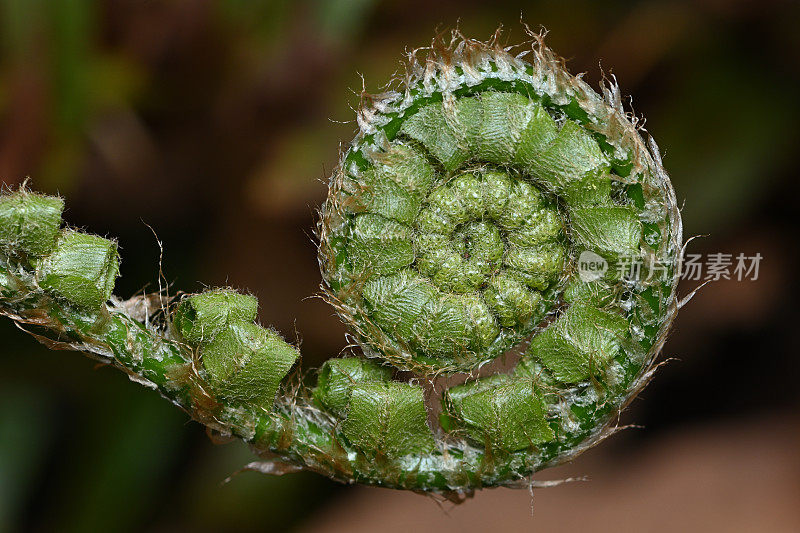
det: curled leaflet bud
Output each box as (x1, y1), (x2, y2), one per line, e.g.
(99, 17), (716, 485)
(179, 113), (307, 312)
(37, 231), (120, 310)
(0, 190), (64, 258)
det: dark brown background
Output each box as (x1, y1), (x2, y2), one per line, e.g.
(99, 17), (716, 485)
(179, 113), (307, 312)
(1, 1), (798, 531)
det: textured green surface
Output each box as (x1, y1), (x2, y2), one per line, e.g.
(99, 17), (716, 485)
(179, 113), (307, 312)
(36, 231), (119, 310)
(342, 381), (435, 458)
(571, 206), (642, 264)
(175, 289), (259, 344)
(201, 321), (299, 409)
(0, 35), (681, 494)
(313, 358), (393, 417)
(522, 303), (630, 383)
(0, 192), (63, 257)
(445, 376), (554, 452)
(314, 35), (680, 489)
(336, 162), (570, 370)
(325, 82), (650, 373)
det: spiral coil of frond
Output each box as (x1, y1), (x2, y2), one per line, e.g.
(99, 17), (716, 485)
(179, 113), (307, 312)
(0, 30), (681, 496)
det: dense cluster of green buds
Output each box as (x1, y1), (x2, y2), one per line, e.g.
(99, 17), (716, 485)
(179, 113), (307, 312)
(0, 32), (681, 496)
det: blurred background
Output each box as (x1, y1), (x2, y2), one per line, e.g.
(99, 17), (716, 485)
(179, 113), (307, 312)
(1, 1), (798, 531)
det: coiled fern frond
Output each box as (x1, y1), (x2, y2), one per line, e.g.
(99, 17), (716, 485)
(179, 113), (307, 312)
(0, 30), (682, 497)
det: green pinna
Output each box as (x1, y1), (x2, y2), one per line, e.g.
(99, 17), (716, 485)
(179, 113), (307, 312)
(0, 30), (681, 497)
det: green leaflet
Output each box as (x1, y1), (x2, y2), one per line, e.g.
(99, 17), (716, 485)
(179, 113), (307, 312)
(521, 303), (630, 383)
(571, 206), (643, 265)
(341, 381), (435, 458)
(483, 272), (544, 328)
(475, 92), (532, 164)
(525, 119), (610, 193)
(356, 143), (436, 225)
(201, 321), (299, 409)
(313, 357), (393, 417)
(563, 278), (616, 307)
(363, 271), (437, 343)
(413, 293), (474, 359)
(399, 99), (473, 171)
(174, 289), (259, 344)
(444, 376), (555, 452)
(314, 357), (434, 458)
(0, 191), (64, 258)
(37, 231), (120, 310)
(513, 104), (559, 168)
(562, 172), (614, 207)
(175, 290), (299, 409)
(347, 213), (415, 276)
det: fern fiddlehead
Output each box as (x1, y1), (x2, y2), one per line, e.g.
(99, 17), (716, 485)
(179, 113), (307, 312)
(0, 31), (681, 496)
